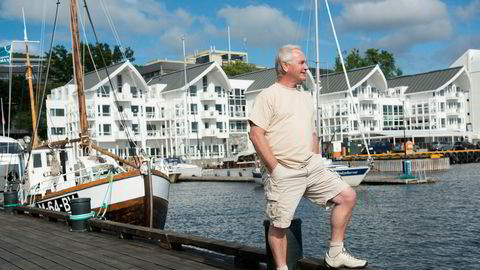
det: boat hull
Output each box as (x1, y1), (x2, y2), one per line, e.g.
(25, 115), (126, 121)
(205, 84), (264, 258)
(34, 170), (170, 229)
(254, 166), (369, 187)
(332, 166), (370, 187)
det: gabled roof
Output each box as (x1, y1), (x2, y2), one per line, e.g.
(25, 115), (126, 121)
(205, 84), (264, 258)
(319, 65), (377, 94)
(231, 68), (277, 93)
(138, 61), (197, 76)
(388, 66), (463, 94)
(147, 62), (213, 92)
(68, 61), (126, 89)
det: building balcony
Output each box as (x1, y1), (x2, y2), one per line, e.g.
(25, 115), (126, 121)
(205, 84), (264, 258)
(201, 110), (218, 119)
(116, 92), (133, 102)
(357, 94), (376, 101)
(199, 92), (217, 101)
(446, 92), (462, 100)
(202, 129), (217, 137)
(114, 111), (133, 121)
(359, 111), (376, 118)
(446, 109), (462, 116)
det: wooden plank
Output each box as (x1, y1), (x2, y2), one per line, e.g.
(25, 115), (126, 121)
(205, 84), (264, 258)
(1, 214), (225, 270)
(0, 246), (48, 270)
(0, 257), (22, 270)
(0, 240), (68, 270)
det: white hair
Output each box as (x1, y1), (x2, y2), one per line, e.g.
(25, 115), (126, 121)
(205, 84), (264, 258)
(275, 44), (301, 79)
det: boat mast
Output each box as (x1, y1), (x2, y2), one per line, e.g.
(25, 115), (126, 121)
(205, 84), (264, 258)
(70, 0), (88, 145)
(314, 0), (321, 149)
(22, 9), (38, 148)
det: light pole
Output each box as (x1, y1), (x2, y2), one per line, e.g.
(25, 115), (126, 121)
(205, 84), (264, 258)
(403, 99), (407, 156)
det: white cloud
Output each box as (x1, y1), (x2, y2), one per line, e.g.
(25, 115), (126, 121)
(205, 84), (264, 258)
(456, 0), (480, 21)
(218, 5), (304, 48)
(335, 0), (452, 51)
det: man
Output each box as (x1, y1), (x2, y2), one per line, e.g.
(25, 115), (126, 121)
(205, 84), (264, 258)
(249, 45), (367, 269)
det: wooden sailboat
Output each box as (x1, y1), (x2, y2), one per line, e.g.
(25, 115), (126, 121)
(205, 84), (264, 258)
(18, 0), (170, 229)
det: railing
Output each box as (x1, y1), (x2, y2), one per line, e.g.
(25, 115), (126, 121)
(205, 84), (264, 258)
(199, 92), (217, 101)
(202, 129), (216, 137)
(201, 110), (218, 119)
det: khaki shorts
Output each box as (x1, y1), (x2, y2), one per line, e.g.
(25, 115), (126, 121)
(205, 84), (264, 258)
(265, 154), (350, 228)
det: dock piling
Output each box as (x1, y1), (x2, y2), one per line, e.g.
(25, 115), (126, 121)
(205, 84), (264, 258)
(3, 191), (19, 214)
(70, 198), (93, 232)
(264, 218), (303, 270)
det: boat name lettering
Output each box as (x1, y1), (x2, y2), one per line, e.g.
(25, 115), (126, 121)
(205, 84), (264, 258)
(36, 193), (79, 212)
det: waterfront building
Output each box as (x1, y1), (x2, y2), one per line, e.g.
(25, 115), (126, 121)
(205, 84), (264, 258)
(138, 59), (197, 81)
(46, 50), (478, 164)
(186, 47), (248, 66)
(47, 61), (232, 162)
(450, 49), (480, 139)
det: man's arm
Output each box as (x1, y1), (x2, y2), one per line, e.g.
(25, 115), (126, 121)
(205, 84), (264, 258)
(312, 132), (319, 154)
(249, 122), (278, 173)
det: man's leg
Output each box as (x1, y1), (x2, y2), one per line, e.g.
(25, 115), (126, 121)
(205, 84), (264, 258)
(329, 187), (356, 242)
(268, 225), (287, 268)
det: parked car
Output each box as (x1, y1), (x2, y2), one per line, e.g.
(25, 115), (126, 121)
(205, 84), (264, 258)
(453, 141), (476, 150)
(429, 141), (453, 151)
(361, 141), (391, 154)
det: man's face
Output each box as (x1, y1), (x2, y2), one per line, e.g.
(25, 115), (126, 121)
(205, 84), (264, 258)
(285, 49), (308, 83)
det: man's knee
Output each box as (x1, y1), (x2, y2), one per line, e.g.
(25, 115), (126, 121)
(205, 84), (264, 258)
(337, 187), (357, 207)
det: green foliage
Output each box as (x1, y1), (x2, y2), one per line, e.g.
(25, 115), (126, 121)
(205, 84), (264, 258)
(45, 43), (135, 83)
(334, 48), (403, 78)
(222, 61), (260, 76)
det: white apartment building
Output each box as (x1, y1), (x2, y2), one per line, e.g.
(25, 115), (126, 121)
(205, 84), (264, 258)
(46, 50), (479, 163)
(47, 61), (235, 162)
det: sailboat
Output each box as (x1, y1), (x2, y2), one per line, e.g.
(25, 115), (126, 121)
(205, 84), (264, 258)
(16, 0), (170, 229)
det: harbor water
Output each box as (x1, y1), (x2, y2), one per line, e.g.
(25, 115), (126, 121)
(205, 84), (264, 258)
(165, 163), (480, 269)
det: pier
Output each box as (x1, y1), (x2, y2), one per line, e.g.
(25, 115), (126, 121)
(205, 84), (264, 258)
(0, 205), (374, 270)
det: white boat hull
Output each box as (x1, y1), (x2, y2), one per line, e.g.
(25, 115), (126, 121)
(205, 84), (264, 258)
(254, 165), (370, 187)
(34, 170), (170, 229)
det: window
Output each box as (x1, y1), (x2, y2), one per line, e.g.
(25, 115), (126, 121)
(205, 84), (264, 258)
(191, 122), (198, 133)
(102, 105), (110, 116)
(103, 124), (111, 135)
(203, 76), (208, 92)
(215, 86), (222, 97)
(215, 104), (222, 115)
(146, 107), (155, 118)
(50, 108), (65, 117)
(231, 144), (238, 154)
(117, 75), (122, 92)
(131, 86), (138, 98)
(190, 104), (198, 115)
(204, 104), (208, 111)
(132, 124), (139, 135)
(51, 127), (65, 135)
(101, 85), (110, 97)
(216, 122), (223, 132)
(132, 105), (139, 117)
(205, 122), (209, 129)
(33, 154), (42, 168)
(189, 85), (197, 96)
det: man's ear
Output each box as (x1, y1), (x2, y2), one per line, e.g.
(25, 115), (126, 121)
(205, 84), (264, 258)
(281, 62), (289, 73)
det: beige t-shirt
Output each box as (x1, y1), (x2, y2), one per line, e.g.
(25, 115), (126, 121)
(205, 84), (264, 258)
(249, 83), (314, 169)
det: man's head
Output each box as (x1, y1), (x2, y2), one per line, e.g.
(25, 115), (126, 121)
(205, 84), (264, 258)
(275, 45), (308, 86)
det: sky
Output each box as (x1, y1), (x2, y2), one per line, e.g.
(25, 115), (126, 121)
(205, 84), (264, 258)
(0, 0), (479, 75)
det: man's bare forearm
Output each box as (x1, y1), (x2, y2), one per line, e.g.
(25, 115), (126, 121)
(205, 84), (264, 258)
(250, 125), (278, 173)
(312, 133), (319, 154)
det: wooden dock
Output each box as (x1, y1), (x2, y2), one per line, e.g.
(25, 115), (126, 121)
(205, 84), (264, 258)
(0, 205), (373, 270)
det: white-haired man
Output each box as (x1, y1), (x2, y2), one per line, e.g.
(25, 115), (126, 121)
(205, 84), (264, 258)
(249, 45), (367, 269)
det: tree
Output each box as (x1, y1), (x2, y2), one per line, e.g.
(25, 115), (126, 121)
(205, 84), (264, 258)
(222, 61), (260, 77)
(334, 48), (402, 78)
(45, 43), (136, 83)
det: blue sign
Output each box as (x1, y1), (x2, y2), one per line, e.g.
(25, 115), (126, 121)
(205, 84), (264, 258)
(0, 45), (11, 64)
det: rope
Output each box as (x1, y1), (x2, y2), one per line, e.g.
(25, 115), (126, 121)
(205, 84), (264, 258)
(97, 172), (114, 218)
(4, 204), (20, 207)
(70, 211), (95, 221)
(324, 0), (374, 168)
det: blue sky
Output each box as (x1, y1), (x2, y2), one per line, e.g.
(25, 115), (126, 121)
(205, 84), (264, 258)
(1, 0), (479, 75)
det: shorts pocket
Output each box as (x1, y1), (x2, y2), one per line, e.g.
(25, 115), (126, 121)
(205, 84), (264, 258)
(264, 176), (280, 201)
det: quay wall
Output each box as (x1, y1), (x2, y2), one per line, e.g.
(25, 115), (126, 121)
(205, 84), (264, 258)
(339, 158), (450, 172)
